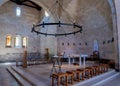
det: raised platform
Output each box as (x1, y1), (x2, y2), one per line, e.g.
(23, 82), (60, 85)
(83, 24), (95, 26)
(7, 63), (118, 86)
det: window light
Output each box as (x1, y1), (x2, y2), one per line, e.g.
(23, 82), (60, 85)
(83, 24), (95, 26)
(45, 11), (49, 17)
(16, 7), (21, 17)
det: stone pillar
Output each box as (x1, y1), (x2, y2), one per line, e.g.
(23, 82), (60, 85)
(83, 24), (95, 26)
(45, 48), (50, 62)
(22, 50), (27, 68)
(114, 0), (120, 71)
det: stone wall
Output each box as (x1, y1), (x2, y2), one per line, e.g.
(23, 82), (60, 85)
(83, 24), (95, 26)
(0, 0), (117, 63)
(0, 1), (42, 62)
(0, 52), (41, 62)
(114, 0), (120, 71)
(57, 0), (115, 61)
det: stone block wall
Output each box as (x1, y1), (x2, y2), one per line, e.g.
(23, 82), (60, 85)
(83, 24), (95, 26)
(0, 52), (41, 62)
(57, 0), (115, 61)
(114, 0), (120, 71)
(0, 0), (117, 63)
(0, 1), (42, 62)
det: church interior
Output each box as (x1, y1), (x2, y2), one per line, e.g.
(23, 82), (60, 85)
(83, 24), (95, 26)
(0, 0), (120, 86)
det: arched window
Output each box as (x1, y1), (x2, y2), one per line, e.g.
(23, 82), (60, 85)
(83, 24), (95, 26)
(14, 35), (22, 48)
(94, 40), (99, 51)
(16, 7), (21, 17)
(6, 35), (12, 47)
(45, 10), (49, 17)
(22, 37), (28, 48)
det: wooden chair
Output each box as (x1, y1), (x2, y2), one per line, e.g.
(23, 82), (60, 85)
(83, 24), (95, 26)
(92, 65), (100, 76)
(70, 70), (82, 82)
(85, 67), (93, 78)
(66, 71), (74, 84)
(52, 73), (68, 86)
(99, 64), (109, 73)
(77, 69), (84, 81)
(104, 64), (109, 72)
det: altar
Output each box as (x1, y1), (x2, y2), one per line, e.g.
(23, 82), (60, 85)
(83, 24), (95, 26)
(67, 54), (88, 67)
(53, 54), (88, 67)
(68, 54), (79, 65)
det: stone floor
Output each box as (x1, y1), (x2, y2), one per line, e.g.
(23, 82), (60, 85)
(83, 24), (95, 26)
(22, 63), (87, 86)
(0, 62), (19, 86)
(0, 61), (120, 86)
(96, 73), (120, 86)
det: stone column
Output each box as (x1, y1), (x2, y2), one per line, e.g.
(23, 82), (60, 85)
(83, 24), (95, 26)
(114, 0), (120, 71)
(45, 48), (50, 62)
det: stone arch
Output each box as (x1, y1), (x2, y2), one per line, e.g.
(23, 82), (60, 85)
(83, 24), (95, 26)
(106, 0), (119, 71)
(113, 0), (120, 71)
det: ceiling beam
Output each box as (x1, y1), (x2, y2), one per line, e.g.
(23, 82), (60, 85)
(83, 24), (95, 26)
(22, 3), (39, 9)
(10, 0), (22, 5)
(21, 0), (30, 3)
(28, 0), (41, 11)
(10, 0), (41, 11)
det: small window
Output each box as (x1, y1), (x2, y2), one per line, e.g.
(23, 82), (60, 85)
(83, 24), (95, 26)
(45, 11), (49, 17)
(16, 7), (21, 17)
(85, 42), (87, 45)
(62, 43), (64, 45)
(103, 41), (105, 45)
(22, 37), (28, 48)
(73, 43), (75, 46)
(67, 43), (69, 46)
(94, 40), (99, 51)
(6, 35), (12, 47)
(14, 35), (22, 48)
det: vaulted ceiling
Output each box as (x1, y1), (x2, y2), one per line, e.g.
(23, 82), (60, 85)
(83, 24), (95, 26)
(0, 0), (114, 21)
(0, 0), (115, 35)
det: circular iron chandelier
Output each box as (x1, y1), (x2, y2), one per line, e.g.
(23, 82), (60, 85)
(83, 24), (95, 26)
(31, 22), (82, 36)
(31, 0), (82, 37)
